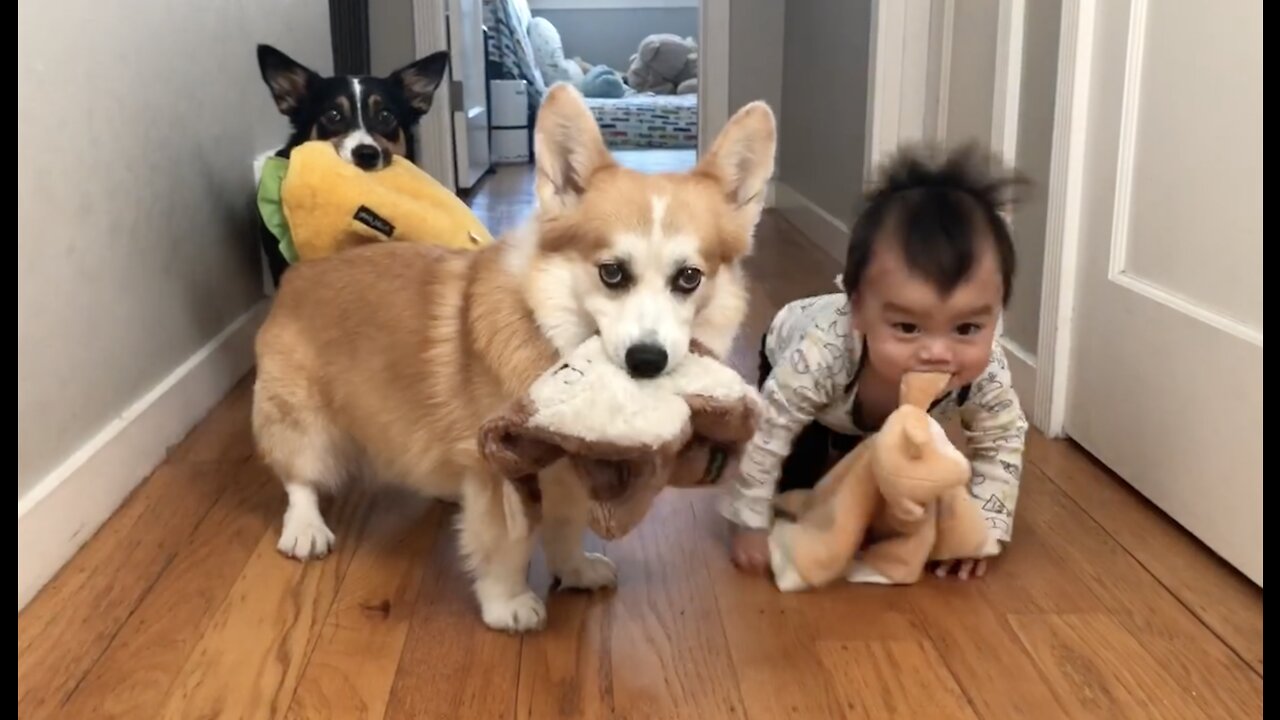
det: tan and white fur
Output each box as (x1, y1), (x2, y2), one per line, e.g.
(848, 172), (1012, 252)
(251, 84), (776, 632)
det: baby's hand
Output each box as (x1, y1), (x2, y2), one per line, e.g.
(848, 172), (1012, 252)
(930, 558), (990, 580)
(730, 526), (771, 574)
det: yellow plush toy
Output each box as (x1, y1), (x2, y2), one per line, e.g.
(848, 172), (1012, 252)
(256, 140), (494, 264)
(767, 371), (1001, 591)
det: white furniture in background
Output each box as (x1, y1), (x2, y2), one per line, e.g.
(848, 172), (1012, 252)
(411, 0), (491, 192)
(489, 79), (531, 164)
(448, 0), (492, 190)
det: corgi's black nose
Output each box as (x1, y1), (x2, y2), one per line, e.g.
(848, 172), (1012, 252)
(352, 144), (382, 170)
(625, 343), (668, 379)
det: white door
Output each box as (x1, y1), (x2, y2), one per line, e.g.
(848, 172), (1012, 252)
(448, 0), (490, 190)
(1065, 0), (1262, 585)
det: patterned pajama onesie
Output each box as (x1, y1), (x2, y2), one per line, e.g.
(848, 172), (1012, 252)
(721, 293), (1029, 544)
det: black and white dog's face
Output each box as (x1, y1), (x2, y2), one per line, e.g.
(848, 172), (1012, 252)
(256, 44), (449, 170)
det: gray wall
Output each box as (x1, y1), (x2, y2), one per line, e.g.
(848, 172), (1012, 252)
(1005, 0), (1062, 351)
(17, 0), (332, 498)
(941, 0), (1060, 353)
(533, 7), (698, 72)
(369, 0), (417, 77)
(944, 0), (1000, 148)
(728, 0), (785, 130)
(778, 0), (872, 226)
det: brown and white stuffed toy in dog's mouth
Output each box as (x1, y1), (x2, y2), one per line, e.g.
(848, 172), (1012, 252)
(479, 336), (761, 540)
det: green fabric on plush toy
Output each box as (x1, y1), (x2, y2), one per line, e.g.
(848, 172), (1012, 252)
(257, 156), (298, 263)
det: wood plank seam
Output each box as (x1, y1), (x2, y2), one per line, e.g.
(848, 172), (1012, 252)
(1024, 454), (1263, 679)
(55, 458), (246, 711)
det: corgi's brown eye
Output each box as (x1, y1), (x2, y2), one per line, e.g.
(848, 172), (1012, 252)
(672, 266), (703, 293)
(376, 110), (396, 127)
(598, 262), (629, 289)
(321, 109), (342, 124)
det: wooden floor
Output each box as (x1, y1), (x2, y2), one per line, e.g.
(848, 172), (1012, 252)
(18, 157), (1262, 719)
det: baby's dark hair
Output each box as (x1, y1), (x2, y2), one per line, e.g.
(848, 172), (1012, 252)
(843, 143), (1026, 306)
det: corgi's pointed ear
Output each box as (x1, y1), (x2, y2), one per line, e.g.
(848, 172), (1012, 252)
(389, 50), (450, 116)
(534, 83), (614, 213)
(257, 44), (320, 116)
(695, 101), (777, 225)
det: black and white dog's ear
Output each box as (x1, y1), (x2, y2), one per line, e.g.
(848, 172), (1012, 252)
(388, 50), (450, 116)
(256, 44), (320, 116)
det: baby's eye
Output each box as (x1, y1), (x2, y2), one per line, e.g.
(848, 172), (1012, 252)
(892, 322), (921, 335)
(956, 323), (983, 337)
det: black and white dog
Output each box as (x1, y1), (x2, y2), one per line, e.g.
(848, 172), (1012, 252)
(253, 44), (450, 285)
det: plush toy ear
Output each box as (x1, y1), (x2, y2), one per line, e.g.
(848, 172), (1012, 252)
(899, 371), (951, 410)
(684, 394), (759, 446)
(667, 438), (730, 488)
(479, 404), (656, 504)
(900, 412), (933, 460)
(572, 456), (657, 502)
(478, 408), (566, 479)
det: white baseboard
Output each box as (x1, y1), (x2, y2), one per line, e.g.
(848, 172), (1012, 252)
(998, 335), (1038, 420)
(771, 181), (850, 262)
(17, 300), (269, 611)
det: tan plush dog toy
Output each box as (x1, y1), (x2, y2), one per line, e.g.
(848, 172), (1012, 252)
(479, 336), (761, 541)
(767, 371), (1000, 591)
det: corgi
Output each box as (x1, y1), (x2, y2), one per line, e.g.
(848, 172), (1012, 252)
(251, 84), (777, 632)
(253, 43), (451, 286)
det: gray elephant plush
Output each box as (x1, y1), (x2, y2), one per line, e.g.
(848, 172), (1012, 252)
(626, 33), (698, 95)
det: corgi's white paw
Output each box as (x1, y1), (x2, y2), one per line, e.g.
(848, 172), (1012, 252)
(481, 591), (548, 633)
(277, 510), (335, 560)
(555, 552), (618, 590)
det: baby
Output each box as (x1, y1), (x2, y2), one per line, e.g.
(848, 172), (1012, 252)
(723, 144), (1029, 580)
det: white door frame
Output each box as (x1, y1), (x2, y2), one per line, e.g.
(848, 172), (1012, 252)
(697, 0), (729, 158)
(927, 0), (1049, 428)
(927, 0), (956, 144)
(929, 0), (1026, 158)
(1032, 0), (1096, 437)
(989, 0), (1036, 412)
(991, 0), (1026, 170)
(863, 0), (1031, 183)
(413, 0), (459, 191)
(896, 0), (1107, 439)
(864, 0), (935, 176)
